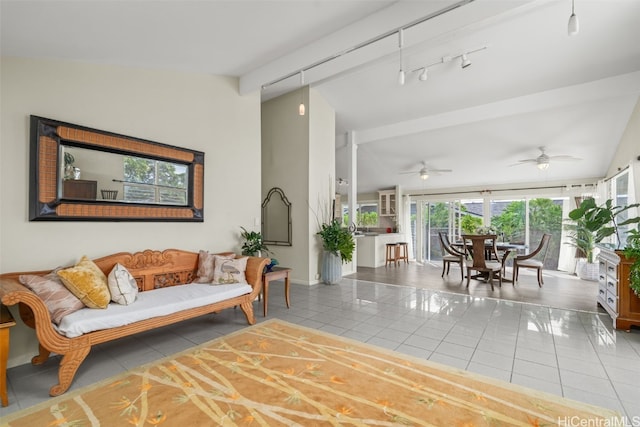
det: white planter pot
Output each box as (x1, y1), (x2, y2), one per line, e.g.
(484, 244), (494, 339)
(321, 251), (342, 285)
(576, 259), (599, 281)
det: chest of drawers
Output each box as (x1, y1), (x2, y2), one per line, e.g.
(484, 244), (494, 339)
(597, 248), (640, 331)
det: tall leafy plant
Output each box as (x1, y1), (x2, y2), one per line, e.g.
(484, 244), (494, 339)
(567, 198), (640, 263)
(317, 220), (355, 263)
(623, 228), (640, 297)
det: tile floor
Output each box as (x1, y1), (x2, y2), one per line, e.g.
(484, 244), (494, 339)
(3, 277), (640, 422)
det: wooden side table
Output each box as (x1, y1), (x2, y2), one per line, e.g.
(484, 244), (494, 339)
(0, 305), (16, 407)
(261, 267), (291, 317)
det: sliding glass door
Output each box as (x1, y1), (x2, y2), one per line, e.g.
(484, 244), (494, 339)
(410, 195), (564, 270)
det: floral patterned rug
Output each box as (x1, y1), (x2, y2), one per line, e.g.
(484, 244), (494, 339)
(3, 319), (620, 426)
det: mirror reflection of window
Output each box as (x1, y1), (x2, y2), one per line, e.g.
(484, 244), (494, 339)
(59, 145), (189, 206)
(123, 156), (188, 205)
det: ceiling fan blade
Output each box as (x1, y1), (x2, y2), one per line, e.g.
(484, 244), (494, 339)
(549, 155), (581, 161)
(516, 159), (538, 164)
(428, 169), (452, 173)
(399, 170), (420, 175)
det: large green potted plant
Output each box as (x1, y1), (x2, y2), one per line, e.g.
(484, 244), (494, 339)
(622, 228), (640, 297)
(317, 219), (355, 285)
(567, 198), (639, 280)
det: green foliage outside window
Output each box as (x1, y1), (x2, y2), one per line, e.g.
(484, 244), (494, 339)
(343, 211), (379, 228)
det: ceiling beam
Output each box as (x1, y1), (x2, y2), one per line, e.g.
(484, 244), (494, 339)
(353, 71), (640, 145)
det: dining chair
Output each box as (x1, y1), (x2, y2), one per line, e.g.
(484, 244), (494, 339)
(512, 233), (551, 287)
(461, 234), (506, 291)
(438, 232), (465, 281)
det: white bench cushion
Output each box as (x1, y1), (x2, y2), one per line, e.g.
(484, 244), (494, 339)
(57, 283), (252, 338)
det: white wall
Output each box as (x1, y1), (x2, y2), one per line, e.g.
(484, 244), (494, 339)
(261, 88), (311, 283)
(261, 87), (335, 285)
(0, 57), (262, 367)
(607, 97), (640, 204)
(308, 89), (337, 282)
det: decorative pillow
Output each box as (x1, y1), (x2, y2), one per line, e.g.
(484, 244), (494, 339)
(195, 250), (215, 283)
(107, 263), (138, 305)
(213, 255), (248, 284)
(57, 256), (111, 309)
(19, 269), (85, 324)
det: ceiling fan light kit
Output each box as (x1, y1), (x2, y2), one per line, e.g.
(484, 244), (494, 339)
(400, 161), (452, 180)
(516, 146), (580, 169)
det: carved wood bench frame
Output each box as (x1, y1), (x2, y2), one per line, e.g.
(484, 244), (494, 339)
(0, 249), (269, 396)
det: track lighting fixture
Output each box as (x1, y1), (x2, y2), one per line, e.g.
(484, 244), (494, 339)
(298, 70), (305, 116)
(397, 29), (405, 86)
(411, 46), (487, 83)
(460, 54), (471, 69)
(260, 1), (475, 94)
(568, 0), (579, 36)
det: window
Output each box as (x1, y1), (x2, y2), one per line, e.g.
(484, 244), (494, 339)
(611, 169), (633, 247)
(123, 156), (188, 205)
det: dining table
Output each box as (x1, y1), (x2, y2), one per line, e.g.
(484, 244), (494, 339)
(452, 237), (527, 284)
(452, 240), (527, 260)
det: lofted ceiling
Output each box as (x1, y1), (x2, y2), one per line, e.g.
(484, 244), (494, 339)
(2, 0), (639, 195)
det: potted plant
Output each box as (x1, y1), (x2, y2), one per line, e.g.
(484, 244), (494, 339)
(622, 228), (640, 297)
(317, 219), (355, 285)
(63, 152), (75, 180)
(567, 198), (639, 280)
(239, 227), (271, 257)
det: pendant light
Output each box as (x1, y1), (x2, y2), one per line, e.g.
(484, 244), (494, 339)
(568, 0), (579, 36)
(298, 70), (305, 116)
(397, 29), (405, 86)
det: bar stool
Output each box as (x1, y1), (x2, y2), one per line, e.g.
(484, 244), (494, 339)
(396, 242), (409, 264)
(385, 243), (398, 267)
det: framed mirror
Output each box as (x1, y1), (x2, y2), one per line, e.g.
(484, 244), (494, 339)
(29, 115), (204, 221)
(261, 187), (292, 246)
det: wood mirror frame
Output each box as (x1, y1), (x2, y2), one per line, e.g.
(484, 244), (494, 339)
(29, 115), (204, 221)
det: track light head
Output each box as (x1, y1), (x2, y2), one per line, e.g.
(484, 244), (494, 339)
(418, 68), (428, 81)
(460, 54), (471, 69)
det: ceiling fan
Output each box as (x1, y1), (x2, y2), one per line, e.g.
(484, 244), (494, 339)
(400, 161), (452, 180)
(515, 146), (581, 170)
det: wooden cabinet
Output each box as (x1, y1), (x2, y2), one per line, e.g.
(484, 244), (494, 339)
(597, 248), (640, 331)
(63, 179), (97, 200)
(378, 190), (396, 216)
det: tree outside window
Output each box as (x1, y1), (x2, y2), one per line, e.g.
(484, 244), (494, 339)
(123, 156), (188, 205)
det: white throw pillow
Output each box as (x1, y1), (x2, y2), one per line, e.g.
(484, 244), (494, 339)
(108, 263), (139, 305)
(212, 255), (248, 284)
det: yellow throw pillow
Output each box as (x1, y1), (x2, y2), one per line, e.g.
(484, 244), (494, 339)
(58, 256), (111, 309)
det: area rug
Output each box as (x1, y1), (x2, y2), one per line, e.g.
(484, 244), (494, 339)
(3, 319), (620, 426)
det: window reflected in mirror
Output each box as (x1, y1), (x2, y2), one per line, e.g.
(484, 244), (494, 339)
(60, 145), (189, 206)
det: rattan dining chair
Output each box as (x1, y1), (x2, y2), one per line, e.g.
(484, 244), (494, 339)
(438, 232), (465, 281)
(512, 233), (551, 287)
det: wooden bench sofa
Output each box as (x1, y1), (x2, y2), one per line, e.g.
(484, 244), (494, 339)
(0, 248), (269, 397)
